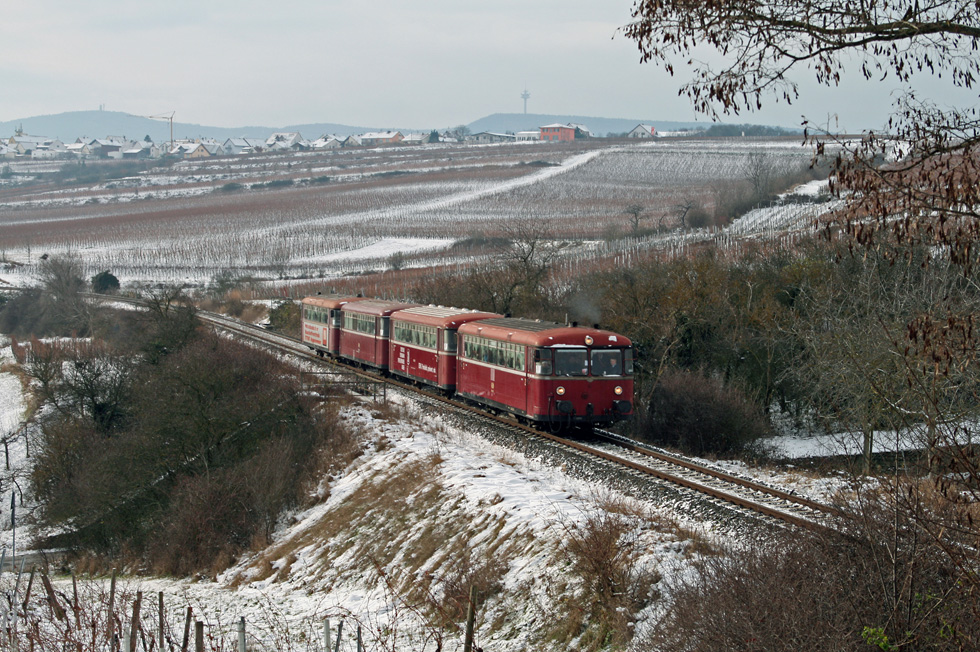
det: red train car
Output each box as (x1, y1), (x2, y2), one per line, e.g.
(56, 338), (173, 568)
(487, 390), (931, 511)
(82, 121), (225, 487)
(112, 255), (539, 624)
(301, 295), (367, 356)
(389, 306), (501, 390)
(339, 299), (420, 370)
(456, 318), (633, 427)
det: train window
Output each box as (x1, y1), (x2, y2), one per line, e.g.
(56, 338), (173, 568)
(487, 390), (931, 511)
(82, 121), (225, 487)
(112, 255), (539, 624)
(555, 349), (589, 377)
(534, 349), (553, 375)
(624, 348), (634, 375)
(380, 317), (390, 338)
(591, 350), (622, 377)
(444, 330), (457, 353)
(331, 309), (341, 327)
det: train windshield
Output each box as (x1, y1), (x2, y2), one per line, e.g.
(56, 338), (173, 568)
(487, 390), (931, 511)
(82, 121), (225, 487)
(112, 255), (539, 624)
(554, 348), (589, 377)
(591, 350), (623, 377)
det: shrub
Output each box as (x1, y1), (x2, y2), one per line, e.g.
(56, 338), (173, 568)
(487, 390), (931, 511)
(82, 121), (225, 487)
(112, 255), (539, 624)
(91, 270), (120, 293)
(268, 299), (300, 337)
(637, 486), (980, 651)
(642, 368), (771, 455)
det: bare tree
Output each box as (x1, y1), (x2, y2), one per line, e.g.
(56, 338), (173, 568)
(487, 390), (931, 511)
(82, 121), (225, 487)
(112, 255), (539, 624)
(623, 204), (645, 235)
(744, 152), (775, 203)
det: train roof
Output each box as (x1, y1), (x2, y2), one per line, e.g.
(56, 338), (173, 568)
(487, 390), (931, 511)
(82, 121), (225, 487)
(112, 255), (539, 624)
(302, 295), (367, 309)
(342, 299), (420, 317)
(391, 305), (502, 328)
(458, 317), (632, 348)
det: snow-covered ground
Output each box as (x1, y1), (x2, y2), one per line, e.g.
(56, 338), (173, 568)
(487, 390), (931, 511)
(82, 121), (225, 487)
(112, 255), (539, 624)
(2, 331), (923, 650)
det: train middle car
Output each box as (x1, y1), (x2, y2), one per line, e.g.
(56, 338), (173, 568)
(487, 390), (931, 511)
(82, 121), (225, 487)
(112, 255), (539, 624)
(339, 299), (421, 370)
(388, 305), (502, 390)
(456, 317), (634, 427)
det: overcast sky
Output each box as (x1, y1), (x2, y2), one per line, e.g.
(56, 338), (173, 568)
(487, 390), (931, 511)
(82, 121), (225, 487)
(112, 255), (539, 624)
(4, 1), (974, 131)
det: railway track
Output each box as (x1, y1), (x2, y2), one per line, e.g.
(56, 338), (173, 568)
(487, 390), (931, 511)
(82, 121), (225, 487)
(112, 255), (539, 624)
(93, 295), (842, 534)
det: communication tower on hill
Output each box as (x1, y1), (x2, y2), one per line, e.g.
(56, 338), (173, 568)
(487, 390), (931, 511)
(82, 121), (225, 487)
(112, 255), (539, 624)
(521, 87), (530, 114)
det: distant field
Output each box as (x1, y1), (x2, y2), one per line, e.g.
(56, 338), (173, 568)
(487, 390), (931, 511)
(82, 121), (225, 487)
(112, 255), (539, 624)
(0, 138), (833, 291)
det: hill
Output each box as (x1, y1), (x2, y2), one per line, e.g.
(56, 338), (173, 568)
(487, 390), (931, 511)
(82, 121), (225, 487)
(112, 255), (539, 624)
(0, 110), (389, 143)
(0, 109), (800, 144)
(465, 113), (710, 136)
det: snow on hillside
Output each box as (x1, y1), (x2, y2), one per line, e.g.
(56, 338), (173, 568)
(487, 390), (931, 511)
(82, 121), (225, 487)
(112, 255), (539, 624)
(0, 336), (858, 650)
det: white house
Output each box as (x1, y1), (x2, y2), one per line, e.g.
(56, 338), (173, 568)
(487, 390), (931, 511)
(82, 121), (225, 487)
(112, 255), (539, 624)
(222, 138), (266, 155)
(471, 132), (517, 144)
(515, 130), (540, 142)
(311, 135), (343, 150)
(266, 132), (306, 151)
(627, 124), (657, 138)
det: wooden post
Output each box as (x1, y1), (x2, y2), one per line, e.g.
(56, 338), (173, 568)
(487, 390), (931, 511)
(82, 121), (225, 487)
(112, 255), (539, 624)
(21, 566), (35, 614)
(180, 608), (192, 652)
(194, 621), (204, 652)
(72, 574), (81, 630)
(463, 585), (477, 652)
(323, 619), (330, 652)
(108, 569), (117, 650)
(158, 592), (165, 652)
(333, 621), (343, 652)
(356, 625), (363, 652)
(128, 592), (142, 652)
(41, 572), (66, 621)
(237, 617), (246, 652)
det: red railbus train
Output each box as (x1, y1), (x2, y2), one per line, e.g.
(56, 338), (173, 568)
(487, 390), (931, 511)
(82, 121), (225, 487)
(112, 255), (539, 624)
(301, 296), (633, 428)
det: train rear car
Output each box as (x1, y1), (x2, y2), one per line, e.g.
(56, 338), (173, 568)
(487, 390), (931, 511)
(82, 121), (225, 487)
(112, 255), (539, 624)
(301, 295), (367, 356)
(457, 318), (634, 428)
(389, 306), (501, 390)
(339, 299), (420, 370)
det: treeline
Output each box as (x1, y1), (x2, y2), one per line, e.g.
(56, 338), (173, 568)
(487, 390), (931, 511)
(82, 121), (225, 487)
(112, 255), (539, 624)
(0, 269), (358, 575)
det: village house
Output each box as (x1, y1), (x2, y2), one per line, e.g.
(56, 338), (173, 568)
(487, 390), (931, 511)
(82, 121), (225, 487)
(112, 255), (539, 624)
(265, 132), (307, 151)
(221, 138), (266, 155)
(400, 133), (430, 146)
(359, 131), (403, 147)
(311, 135), (343, 150)
(627, 124), (657, 138)
(471, 132), (517, 144)
(539, 124), (576, 142)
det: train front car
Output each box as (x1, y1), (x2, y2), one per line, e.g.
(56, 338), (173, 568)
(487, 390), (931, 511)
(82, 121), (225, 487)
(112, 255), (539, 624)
(389, 306), (501, 391)
(301, 295), (367, 356)
(339, 299), (420, 371)
(456, 318), (634, 429)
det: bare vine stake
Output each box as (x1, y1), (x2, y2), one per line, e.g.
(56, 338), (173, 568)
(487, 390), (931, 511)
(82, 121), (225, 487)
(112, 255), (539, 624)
(180, 607), (192, 652)
(194, 621), (203, 652)
(129, 591), (142, 652)
(21, 566), (35, 615)
(237, 617), (246, 652)
(323, 619), (330, 652)
(333, 621), (343, 652)
(108, 569), (117, 648)
(463, 585), (477, 652)
(357, 625), (362, 652)
(158, 592), (165, 652)
(41, 572), (65, 621)
(72, 574), (80, 628)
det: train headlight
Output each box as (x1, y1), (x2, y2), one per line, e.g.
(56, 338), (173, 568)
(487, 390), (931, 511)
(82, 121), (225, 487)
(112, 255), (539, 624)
(614, 386), (623, 395)
(585, 335), (594, 345)
(556, 386), (566, 396)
